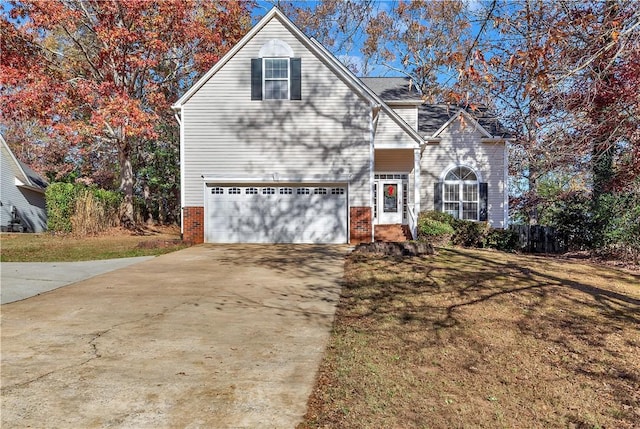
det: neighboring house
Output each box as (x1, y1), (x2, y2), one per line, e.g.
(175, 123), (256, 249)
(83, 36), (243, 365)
(172, 8), (509, 244)
(0, 135), (48, 232)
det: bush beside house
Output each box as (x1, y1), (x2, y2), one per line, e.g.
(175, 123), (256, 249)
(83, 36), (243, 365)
(46, 183), (122, 235)
(417, 210), (519, 252)
(417, 189), (639, 264)
(544, 190), (640, 262)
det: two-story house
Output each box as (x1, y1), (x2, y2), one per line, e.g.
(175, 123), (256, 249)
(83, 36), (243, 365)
(172, 7), (509, 244)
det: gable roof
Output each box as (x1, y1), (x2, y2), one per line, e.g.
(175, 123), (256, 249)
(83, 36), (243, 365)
(419, 104), (511, 138)
(360, 77), (511, 139)
(428, 108), (494, 138)
(0, 134), (48, 192)
(172, 7), (424, 146)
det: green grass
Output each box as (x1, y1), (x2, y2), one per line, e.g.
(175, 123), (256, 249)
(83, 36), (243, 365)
(300, 247), (640, 429)
(0, 228), (187, 262)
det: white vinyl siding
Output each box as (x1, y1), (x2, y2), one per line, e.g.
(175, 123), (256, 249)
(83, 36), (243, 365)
(421, 119), (506, 227)
(374, 111), (417, 149)
(391, 105), (417, 130)
(182, 18), (371, 209)
(0, 145), (47, 233)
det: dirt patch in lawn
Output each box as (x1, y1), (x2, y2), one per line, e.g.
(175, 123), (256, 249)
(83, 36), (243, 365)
(300, 247), (640, 429)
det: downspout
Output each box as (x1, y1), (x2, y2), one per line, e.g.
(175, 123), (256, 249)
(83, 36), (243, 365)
(173, 109), (184, 238)
(414, 146), (421, 216)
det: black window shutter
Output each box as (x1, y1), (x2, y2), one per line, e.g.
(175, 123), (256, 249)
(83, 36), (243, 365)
(434, 182), (443, 212)
(479, 182), (488, 221)
(290, 58), (301, 100)
(251, 58), (262, 100)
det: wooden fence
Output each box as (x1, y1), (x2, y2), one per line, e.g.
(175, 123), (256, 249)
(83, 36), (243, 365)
(510, 225), (567, 254)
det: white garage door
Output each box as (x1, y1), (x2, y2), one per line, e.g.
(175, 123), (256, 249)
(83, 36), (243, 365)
(205, 184), (347, 243)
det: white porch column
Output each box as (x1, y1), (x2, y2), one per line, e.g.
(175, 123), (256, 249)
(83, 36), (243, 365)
(370, 104), (380, 243)
(414, 148), (421, 214)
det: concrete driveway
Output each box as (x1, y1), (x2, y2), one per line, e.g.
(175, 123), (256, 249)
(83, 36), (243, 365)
(1, 244), (347, 428)
(1, 257), (155, 304)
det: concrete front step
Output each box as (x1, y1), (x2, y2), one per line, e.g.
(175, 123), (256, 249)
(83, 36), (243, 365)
(374, 224), (412, 242)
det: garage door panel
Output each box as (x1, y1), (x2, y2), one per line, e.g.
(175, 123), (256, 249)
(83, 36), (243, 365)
(206, 185), (347, 244)
(208, 190), (262, 243)
(278, 193), (346, 244)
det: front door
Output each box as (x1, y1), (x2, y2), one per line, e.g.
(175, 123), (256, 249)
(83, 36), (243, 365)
(377, 180), (403, 224)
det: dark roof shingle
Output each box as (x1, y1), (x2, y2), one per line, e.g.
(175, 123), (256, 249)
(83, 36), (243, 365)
(18, 160), (48, 190)
(359, 77), (511, 138)
(359, 77), (422, 101)
(418, 104), (511, 138)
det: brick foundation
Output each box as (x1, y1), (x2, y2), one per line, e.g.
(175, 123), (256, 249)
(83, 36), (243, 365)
(184, 205), (370, 245)
(183, 206), (204, 244)
(350, 206), (372, 244)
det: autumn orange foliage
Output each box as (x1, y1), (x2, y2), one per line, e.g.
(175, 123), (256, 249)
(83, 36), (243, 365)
(1, 0), (253, 224)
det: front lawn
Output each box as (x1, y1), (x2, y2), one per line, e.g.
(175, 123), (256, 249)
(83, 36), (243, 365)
(300, 247), (640, 428)
(0, 226), (187, 262)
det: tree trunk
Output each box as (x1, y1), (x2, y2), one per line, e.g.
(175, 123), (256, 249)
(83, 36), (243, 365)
(591, 0), (617, 198)
(590, 0), (617, 247)
(119, 138), (135, 228)
(528, 166), (539, 225)
(592, 143), (615, 199)
(158, 201), (165, 225)
(143, 181), (154, 225)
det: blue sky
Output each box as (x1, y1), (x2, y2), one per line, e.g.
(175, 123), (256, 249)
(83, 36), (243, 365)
(251, 1), (407, 76)
(251, 0), (495, 78)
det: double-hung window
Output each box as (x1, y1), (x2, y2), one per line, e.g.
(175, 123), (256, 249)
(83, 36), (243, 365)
(263, 58), (289, 100)
(251, 55), (301, 101)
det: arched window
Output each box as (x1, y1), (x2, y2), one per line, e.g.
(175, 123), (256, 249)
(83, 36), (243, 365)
(439, 166), (486, 221)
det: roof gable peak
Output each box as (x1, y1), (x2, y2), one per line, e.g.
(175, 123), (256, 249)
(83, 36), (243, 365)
(173, 7), (290, 108)
(172, 7), (423, 146)
(431, 109), (494, 139)
(1, 134), (48, 191)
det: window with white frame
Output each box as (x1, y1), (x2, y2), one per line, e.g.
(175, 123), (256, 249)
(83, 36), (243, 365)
(263, 58), (289, 100)
(251, 40), (301, 101)
(443, 166), (479, 220)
